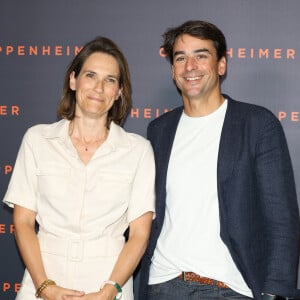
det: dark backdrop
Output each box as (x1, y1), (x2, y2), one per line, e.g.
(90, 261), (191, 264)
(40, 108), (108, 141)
(1, 1), (300, 298)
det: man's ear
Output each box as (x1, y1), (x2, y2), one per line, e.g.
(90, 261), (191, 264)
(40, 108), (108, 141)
(218, 56), (227, 76)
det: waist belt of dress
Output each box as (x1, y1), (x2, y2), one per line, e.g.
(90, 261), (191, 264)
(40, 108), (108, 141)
(38, 231), (125, 261)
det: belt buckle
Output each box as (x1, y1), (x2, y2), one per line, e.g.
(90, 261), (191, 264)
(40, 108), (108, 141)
(68, 239), (84, 261)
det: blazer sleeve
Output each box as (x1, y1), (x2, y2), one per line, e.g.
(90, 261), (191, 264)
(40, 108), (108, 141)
(255, 113), (300, 298)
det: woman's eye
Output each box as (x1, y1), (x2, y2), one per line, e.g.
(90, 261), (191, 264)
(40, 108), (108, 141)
(106, 77), (117, 84)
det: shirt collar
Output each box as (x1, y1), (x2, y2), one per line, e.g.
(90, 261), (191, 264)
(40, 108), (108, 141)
(105, 121), (131, 150)
(42, 119), (132, 150)
(42, 119), (70, 140)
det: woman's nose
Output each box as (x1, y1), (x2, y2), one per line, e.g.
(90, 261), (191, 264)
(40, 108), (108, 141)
(94, 78), (104, 92)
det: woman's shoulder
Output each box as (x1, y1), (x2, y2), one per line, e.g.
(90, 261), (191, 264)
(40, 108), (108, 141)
(110, 122), (151, 149)
(24, 119), (68, 140)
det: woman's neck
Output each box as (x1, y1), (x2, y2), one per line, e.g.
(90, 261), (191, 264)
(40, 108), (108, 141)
(68, 117), (109, 162)
(69, 117), (108, 143)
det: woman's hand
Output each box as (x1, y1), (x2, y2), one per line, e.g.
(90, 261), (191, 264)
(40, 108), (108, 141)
(61, 285), (117, 300)
(40, 284), (85, 300)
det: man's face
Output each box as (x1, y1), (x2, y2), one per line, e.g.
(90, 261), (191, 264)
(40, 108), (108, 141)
(172, 34), (226, 102)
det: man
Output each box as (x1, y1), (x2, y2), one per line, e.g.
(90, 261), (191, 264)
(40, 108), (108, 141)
(139, 20), (300, 300)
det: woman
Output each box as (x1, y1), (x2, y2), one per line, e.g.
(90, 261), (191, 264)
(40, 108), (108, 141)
(3, 37), (155, 300)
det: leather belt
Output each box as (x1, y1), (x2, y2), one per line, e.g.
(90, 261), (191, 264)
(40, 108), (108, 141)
(178, 272), (229, 289)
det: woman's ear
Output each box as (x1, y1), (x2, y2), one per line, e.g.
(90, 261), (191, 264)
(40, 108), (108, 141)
(69, 71), (76, 91)
(116, 87), (122, 101)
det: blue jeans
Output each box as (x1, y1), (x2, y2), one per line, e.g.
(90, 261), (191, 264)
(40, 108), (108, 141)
(147, 277), (252, 300)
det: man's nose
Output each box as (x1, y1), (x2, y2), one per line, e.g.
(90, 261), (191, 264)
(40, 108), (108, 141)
(185, 56), (197, 71)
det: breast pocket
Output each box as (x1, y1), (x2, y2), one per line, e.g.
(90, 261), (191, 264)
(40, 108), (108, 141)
(92, 170), (133, 207)
(36, 165), (71, 199)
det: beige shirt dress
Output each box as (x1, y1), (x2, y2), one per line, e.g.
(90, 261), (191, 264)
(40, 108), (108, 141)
(3, 119), (155, 300)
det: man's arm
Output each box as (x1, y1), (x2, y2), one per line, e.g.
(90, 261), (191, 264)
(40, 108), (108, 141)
(255, 114), (300, 298)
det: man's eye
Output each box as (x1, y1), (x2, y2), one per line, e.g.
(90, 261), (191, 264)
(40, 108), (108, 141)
(196, 54), (207, 60)
(86, 72), (95, 78)
(175, 56), (185, 62)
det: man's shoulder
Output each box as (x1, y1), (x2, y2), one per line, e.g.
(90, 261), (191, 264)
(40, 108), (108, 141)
(226, 95), (277, 121)
(148, 106), (183, 129)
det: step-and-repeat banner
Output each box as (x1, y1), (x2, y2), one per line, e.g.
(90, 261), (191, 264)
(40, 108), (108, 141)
(1, 1), (300, 299)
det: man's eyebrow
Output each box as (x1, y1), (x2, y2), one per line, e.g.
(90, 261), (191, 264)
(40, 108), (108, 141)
(83, 70), (96, 73)
(173, 48), (211, 57)
(194, 48), (210, 54)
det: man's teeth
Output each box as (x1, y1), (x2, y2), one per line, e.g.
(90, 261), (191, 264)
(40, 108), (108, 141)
(186, 77), (201, 81)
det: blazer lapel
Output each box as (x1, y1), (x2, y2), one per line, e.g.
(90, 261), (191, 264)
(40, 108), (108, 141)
(217, 98), (242, 234)
(217, 98), (241, 186)
(159, 107), (183, 161)
(154, 107), (183, 216)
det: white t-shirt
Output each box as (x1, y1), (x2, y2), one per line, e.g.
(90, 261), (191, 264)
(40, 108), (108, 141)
(149, 100), (252, 297)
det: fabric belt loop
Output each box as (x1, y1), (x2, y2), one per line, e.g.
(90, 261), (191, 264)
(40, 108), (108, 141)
(68, 239), (84, 261)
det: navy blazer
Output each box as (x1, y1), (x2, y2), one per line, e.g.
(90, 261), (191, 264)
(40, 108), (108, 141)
(139, 96), (300, 299)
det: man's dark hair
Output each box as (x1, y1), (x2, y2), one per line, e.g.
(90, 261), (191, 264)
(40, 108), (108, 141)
(161, 20), (227, 64)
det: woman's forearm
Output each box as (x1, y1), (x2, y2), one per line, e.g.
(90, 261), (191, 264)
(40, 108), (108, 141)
(13, 205), (47, 289)
(108, 212), (153, 286)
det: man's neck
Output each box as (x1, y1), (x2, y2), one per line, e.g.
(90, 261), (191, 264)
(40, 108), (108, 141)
(183, 94), (225, 117)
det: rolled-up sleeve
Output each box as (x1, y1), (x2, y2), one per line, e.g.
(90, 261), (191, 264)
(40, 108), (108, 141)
(127, 141), (155, 223)
(3, 129), (38, 212)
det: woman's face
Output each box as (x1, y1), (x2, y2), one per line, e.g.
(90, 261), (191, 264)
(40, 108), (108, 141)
(69, 52), (122, 119)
